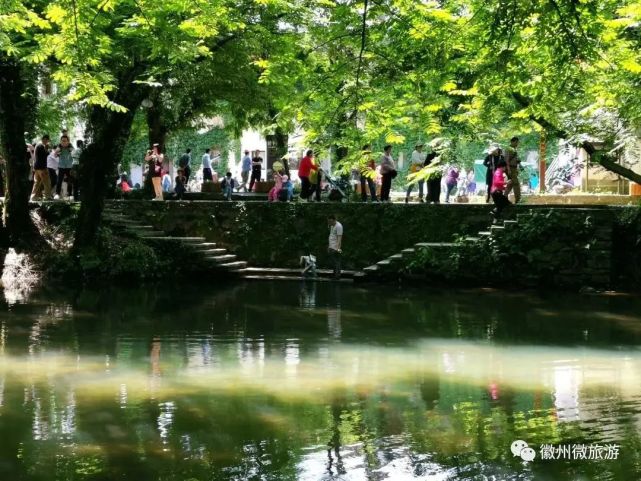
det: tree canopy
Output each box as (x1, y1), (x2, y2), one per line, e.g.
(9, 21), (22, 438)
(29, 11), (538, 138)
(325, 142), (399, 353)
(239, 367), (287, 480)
(2, 0), (641, 250)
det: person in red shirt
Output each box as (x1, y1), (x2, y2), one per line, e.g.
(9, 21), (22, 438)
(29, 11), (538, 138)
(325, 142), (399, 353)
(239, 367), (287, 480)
(490, 159), (511, 220)
(298, 149), (318, 201)
(120, 175), (132, 193)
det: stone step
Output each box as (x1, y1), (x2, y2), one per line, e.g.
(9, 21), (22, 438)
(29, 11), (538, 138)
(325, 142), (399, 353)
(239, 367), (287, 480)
(464, 237), (480, 243)
(104, 216), (134, 223)
(479, 231), (492, 237)
(124, 225), (155, 230)
(205, 254), (237, 264)
(177, 237), (207, 244)
(133, 230), (167, 237)
(200, 248), (228, 256)
(239, 267), (357, 278)
(352, 272), (367, 281)
(376, 259), (392, 267)
(401, 248), (416, 256)
(363, 265), (380, 273)
(503, 220), (518, 227)
(191, 242), (218, 250)
(414, 242), (456, 248)
(240, 274), (352, 283)
(389, 254), (404, 262)
(143, 236), (206, 243)
(221, 261), (248, 270)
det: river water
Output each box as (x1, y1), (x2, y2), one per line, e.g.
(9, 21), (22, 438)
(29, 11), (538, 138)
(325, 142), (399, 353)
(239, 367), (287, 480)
(0, 281), (640, 480)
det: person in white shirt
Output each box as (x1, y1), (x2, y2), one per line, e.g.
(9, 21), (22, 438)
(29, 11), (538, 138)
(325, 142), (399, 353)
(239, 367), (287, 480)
(379, 145), (396, 202)
(47, 150), (59, 197)
(327, 214), (343, 279)
(202, 148), (213, 181)
(405, 142), (426, 203)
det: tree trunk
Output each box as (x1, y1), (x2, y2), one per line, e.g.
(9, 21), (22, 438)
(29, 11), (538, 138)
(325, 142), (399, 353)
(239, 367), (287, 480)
(73, 75), (147, 252)
(145, 101), (168, 195)
(0, 56), (40, 249)
(146, 101), (168, 153)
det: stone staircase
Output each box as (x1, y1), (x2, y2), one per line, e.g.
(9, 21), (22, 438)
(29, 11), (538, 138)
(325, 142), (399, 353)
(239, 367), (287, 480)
(356, 210), (613, 287)
(356, 242), (456, 281)
(102, 205), (248, 273)
(356, 217), (529, 282)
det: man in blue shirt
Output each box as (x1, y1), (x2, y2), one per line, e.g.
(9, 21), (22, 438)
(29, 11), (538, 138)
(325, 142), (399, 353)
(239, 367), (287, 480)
(240, 150), (251, 191)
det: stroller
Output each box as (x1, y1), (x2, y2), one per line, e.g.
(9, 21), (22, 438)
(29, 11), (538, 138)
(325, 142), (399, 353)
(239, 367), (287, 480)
(320, 169), (351, 202)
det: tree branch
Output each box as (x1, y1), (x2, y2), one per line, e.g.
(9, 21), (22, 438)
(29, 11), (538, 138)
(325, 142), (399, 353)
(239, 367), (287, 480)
(512, 92), (641, 184)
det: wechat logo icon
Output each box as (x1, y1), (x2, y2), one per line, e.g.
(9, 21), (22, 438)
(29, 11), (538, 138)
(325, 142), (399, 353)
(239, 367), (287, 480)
(511, 440), (536, 462)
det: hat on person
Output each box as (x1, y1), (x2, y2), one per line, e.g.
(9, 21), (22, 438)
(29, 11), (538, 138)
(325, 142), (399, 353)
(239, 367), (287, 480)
(415, 142), (424, 147)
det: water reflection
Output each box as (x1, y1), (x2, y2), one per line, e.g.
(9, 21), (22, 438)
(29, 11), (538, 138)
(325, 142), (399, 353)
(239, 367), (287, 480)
(0, 282), (640, 480)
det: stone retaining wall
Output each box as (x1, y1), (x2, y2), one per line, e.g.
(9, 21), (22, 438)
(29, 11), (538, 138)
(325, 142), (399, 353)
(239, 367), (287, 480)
(112, 201), (635, 280)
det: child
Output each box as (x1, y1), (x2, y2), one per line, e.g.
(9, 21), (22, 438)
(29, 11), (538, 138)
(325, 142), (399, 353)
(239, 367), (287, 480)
(268, 170), (285, 201)
(120, 174), (132, 193)
(161, 171), (172, 192)
(175, 169), (187, 200)
(300, 254), (317, 278)
(490, 160), (511, 220)
(221, 171), (235, 201)
(278, 173), (293, 201)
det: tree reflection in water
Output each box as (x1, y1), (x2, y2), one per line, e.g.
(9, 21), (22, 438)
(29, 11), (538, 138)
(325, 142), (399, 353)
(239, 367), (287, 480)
(0, 283), (639, 479)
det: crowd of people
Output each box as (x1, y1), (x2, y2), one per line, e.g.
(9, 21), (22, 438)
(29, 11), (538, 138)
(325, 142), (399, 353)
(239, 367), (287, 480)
(28, 132), (83, 201)
(112, 136), (525, 216)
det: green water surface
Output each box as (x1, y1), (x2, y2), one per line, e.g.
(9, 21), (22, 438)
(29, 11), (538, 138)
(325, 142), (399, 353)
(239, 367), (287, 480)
(1, 282), (641, 480)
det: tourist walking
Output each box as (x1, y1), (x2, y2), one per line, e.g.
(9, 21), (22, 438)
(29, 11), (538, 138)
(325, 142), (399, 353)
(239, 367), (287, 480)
(379, 145), (396, 202)
(145, 144), (164, 201)
(444, 166), (459, 203)
(178, 148), (192, 184)
(202, 148), (213, 182)
(298, 149), (318, 201)
(490, 159), (511, 220)
(483, 145), (504, 203)
(30, 135), (52, 201)
(55, 135), (73, 199)
(359, 144), (378, 202)
(327, 214), (343, 280)
(249, 156), (262, 192)
(504, 136), (521, 203)
(405, 142), (426, 203)
(240, 150), (251, 191)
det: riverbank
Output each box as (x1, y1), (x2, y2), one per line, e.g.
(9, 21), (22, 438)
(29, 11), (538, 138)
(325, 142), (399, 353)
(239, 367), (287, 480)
(9, 200), (641, 291)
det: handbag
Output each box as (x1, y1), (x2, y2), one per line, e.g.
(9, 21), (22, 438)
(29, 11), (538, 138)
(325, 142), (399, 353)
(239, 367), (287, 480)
(390, 169), (398, 179)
